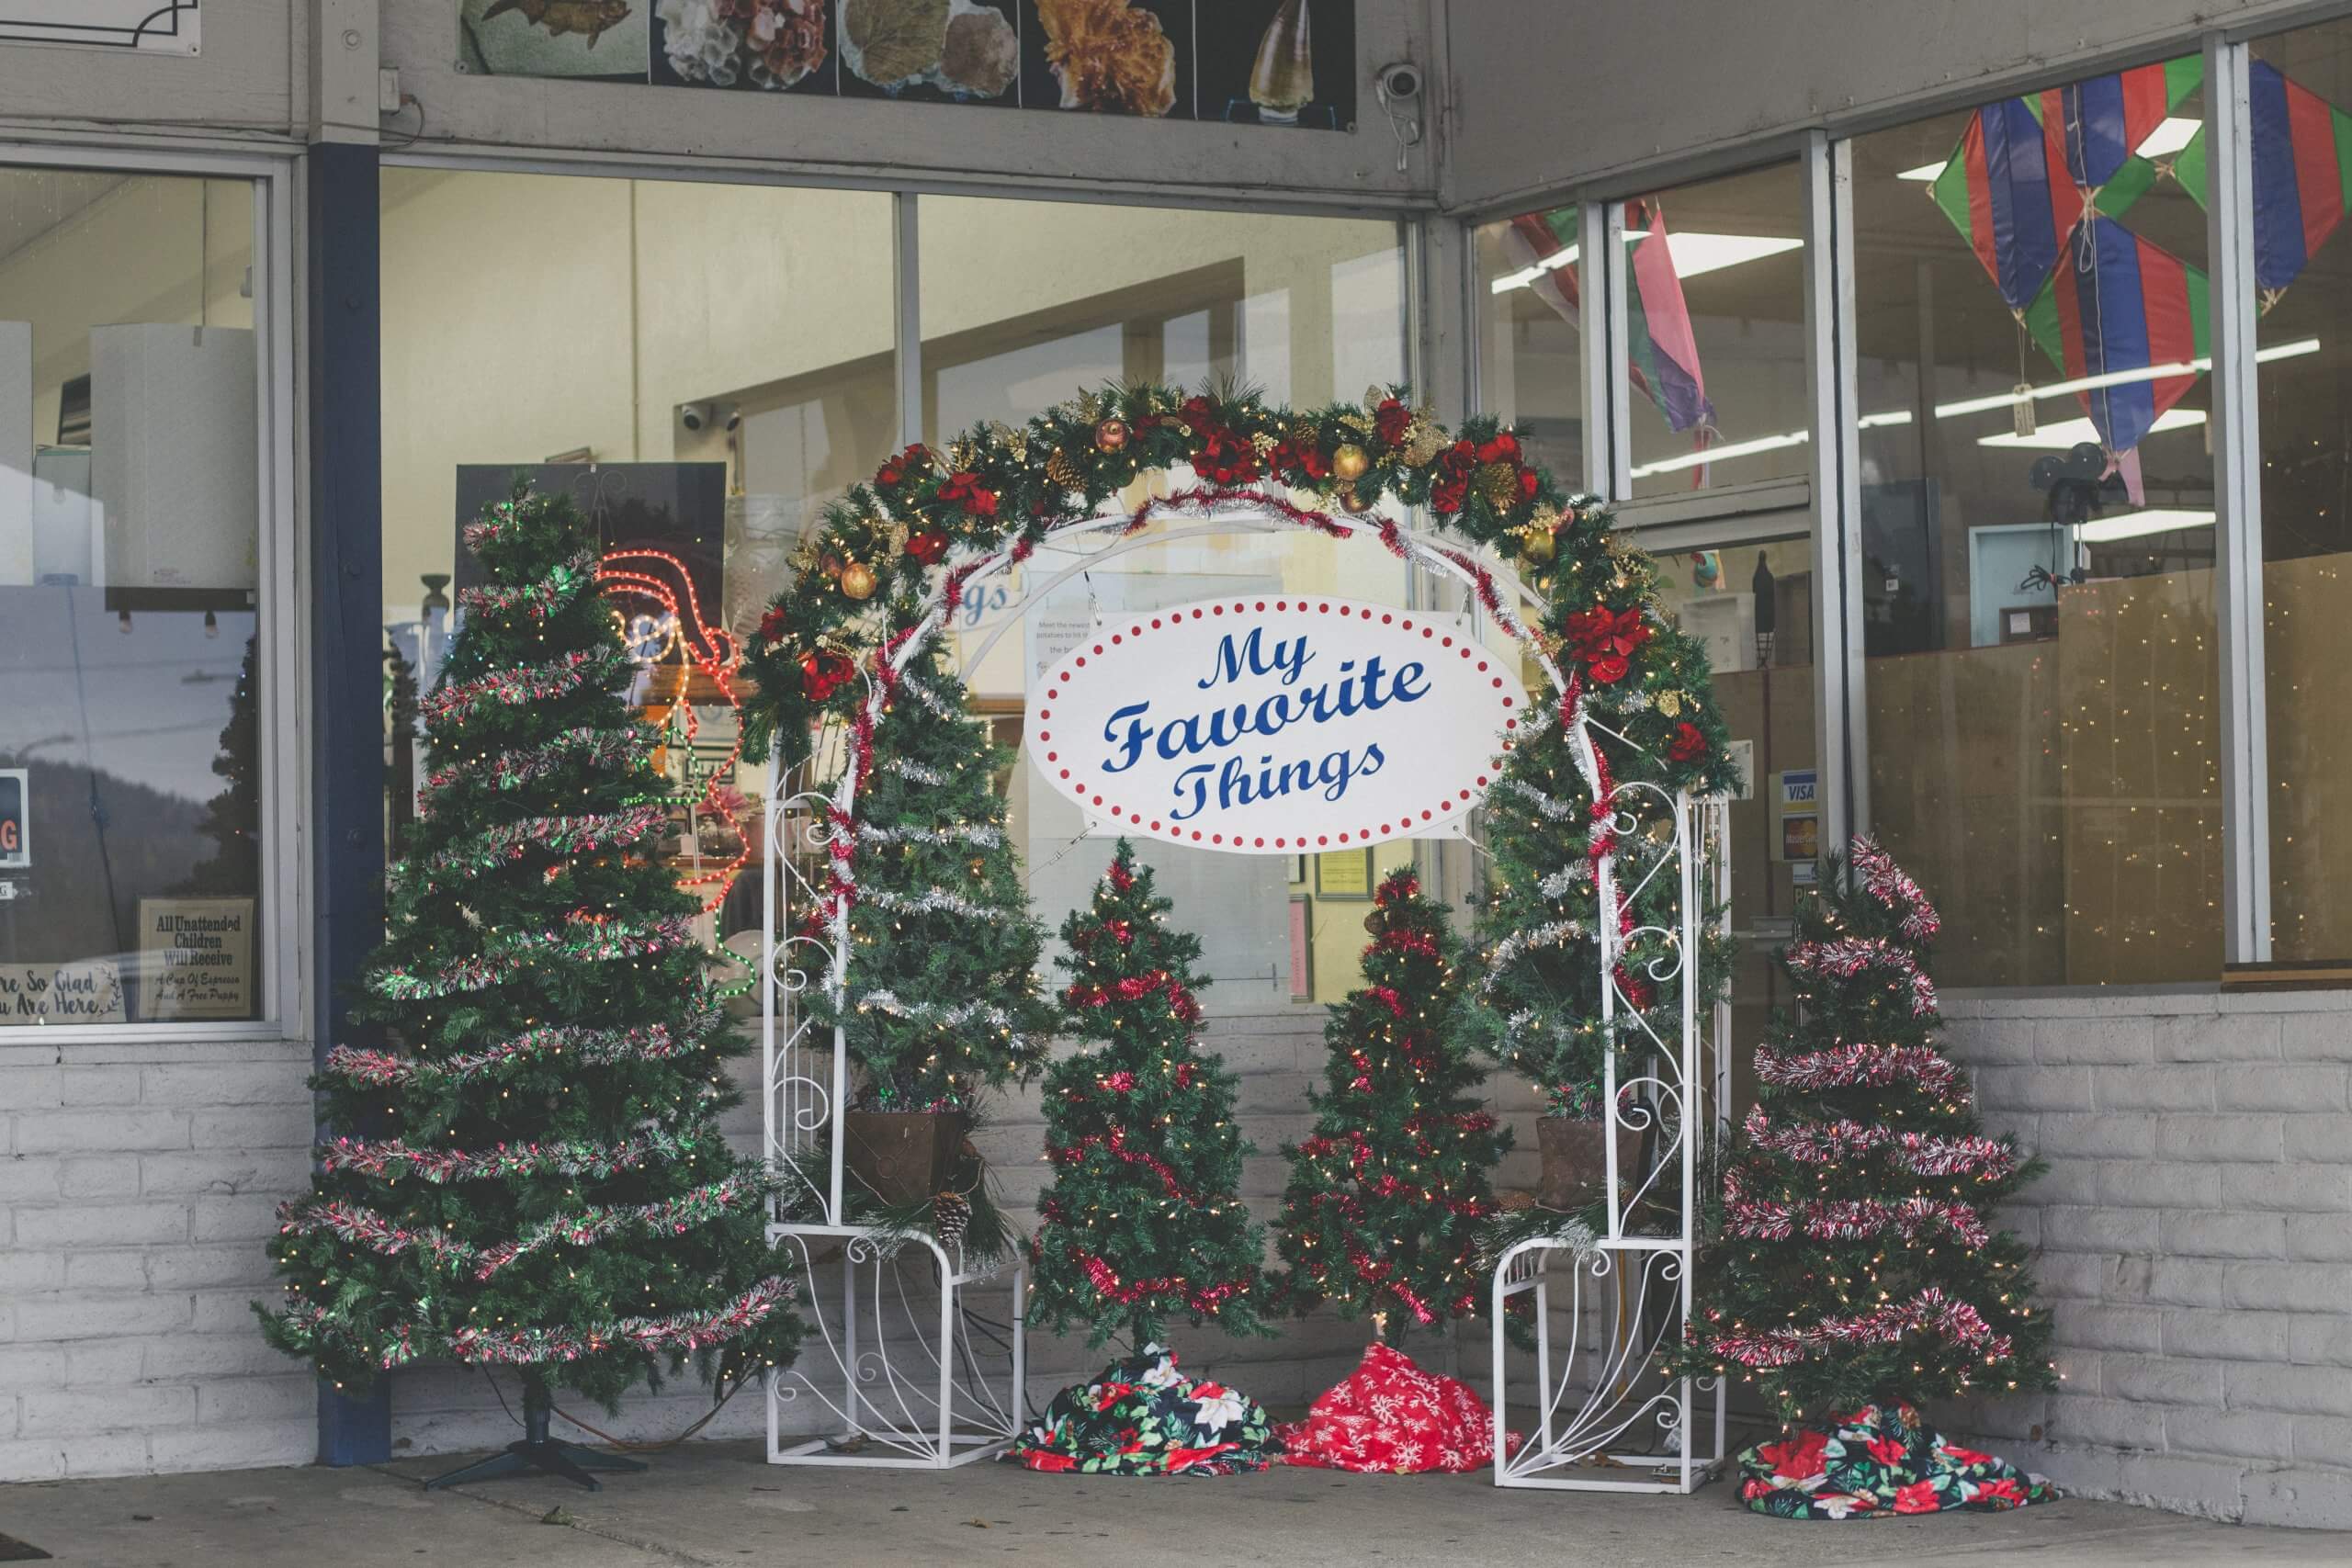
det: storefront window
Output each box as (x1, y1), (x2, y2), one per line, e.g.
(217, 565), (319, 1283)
(379, 171), (899, 962)
(1851, 65), (2222, 987)
(1623, 164), (1808, 501)
(918, 197), (1410, 1001)
(0, 170), (266, 1027)
(1475, 204), (1586, 489)
(2251, 20), (2352, 962)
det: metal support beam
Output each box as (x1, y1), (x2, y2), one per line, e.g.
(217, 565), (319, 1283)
(1586, 201), (1630, 502)
(307, 136), (389, 1466)
(2207, 35), (2273, 965)
(1804, 132), (1867, 848)
(893, 192), (922, 446)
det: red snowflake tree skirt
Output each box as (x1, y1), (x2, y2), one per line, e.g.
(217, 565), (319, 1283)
(1274, 1343), (1521, 1474)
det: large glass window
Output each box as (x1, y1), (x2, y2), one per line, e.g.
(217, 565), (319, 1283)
(1623, 165), (1809, 501)
(1851, 63), (2222, 987)
(2252, 20), (2352, 962)
(918, 197), (1409, 1002)
(0, 170), (266, 1028)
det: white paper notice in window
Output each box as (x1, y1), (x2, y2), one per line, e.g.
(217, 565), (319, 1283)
(0, 2), (198, 55)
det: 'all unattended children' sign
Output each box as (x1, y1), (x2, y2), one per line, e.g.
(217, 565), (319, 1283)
(1029, 595), (1529, 853)
(140, 897), (254, 1021)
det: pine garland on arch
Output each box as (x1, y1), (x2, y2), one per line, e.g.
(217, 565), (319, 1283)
(258, 481), (801, 1404)
(1274, 866), (1507, 1337)
(1672, 838), (2056, 1427)
(738, 381), (1743, 1124)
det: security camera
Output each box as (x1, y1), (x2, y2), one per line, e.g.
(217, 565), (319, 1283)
(1377, 62), (1421, 104)
(724, 404), (743, 434)
(679, 402), (710, 434)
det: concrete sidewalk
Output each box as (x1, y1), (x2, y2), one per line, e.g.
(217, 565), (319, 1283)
(4, 1440), (2346, 1567)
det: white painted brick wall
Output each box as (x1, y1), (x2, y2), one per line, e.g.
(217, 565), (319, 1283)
(1942, 990), (2352, 1529)
(0, 1033), (319, 1482)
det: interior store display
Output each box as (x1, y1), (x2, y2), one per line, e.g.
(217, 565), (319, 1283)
(261, 482), (800, 1485)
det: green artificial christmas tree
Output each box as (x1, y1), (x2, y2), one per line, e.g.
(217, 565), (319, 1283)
(810, 635), (1057, 1112)
(1275, 866), (1507, 1337)
(1028, 841), (1271, 1348)
(260, 482), (799, 1484)
(1679, 837), (2053, 1430)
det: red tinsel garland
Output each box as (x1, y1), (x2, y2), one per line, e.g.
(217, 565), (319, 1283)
(1701, 1286), (2013, 1371)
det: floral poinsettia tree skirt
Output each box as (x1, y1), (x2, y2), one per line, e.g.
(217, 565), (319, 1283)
(1275, 1343), (1520, 1474)
(1007, 1344), (1281, 1477)
(1739, 1404), (2056, 1520)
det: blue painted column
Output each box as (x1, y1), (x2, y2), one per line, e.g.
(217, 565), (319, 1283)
(308, 137), (392, 1468)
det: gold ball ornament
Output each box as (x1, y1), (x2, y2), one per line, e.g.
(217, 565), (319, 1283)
(1520, 526), (1557, 564)
(839, 561), (878, 601)
(1332, 443), (1372, 482)
(1094, 417), (1131, 453)
(1339, 485), (1375, 513)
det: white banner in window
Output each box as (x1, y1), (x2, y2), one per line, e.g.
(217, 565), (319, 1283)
(1029, 594), (1528, 854)
(0, 2), (198, 54)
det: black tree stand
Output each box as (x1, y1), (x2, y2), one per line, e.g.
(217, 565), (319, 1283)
(424, 1374), (649, 1492)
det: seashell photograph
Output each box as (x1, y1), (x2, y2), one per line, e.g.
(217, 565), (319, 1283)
(1020, 0), (1193, 120)
(460, 0), (653, 80)
(1195, 0), (1356, 130)
(651, 0), (838, 93)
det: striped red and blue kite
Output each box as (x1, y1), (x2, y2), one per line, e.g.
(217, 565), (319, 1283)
(2173, 60), (2352, 296)
(2043, 56), (2201, 192)
(2022, 215), (2209, 457)
(1931, 96), (2081, 311)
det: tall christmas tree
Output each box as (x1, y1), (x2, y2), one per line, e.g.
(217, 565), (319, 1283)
(260, 483), (799, 1483)
(1028, 841), (1271, 1348)
(811, 634), (1057, 1111)
(1679, 838), (2052, 1428)
(1275, 867), (1507, 1337)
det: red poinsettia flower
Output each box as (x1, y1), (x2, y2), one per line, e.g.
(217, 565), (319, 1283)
(799, 649), (854, 702)
(1476, 432), (1521, 466)
(1741, 1477), (1771, 1501)
(876, 442), (929, 489)
(1564, 605), (1654, 661)
(758, 605), (790, 646)
(1865, 1433), (1909, 1467)
(1942, 1443), (1993, 1467)
(1893, 1479), (1944, 1515)
(1973, 1475), (2026, 1506)
(1430, 478), (1468, 514)
(938, 471), (998, 519)
(1180, 395), (1216, 432)
(1589, 654), (1629, 684)
(1374, 398), (1412, 445)
(904, 529), (948, 566)
(1668, 721), (1708, 761)
(1517, 467), (1543, 502)
(1757, 1428), (1829, 1481)
(1023, 1450), (1079, 1472)
(1271, 439), (1330, 481)
(1196, 426), (1261, 486)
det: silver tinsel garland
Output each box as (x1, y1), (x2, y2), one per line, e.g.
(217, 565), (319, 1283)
(864, 885), (1017, 922)
(887, 757), (949, 787)
(859, 820), (1004, 849)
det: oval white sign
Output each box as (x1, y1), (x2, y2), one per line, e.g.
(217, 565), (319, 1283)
(1028, 594), (1530, 854)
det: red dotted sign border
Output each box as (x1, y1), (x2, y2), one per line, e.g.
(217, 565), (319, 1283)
(1033, 597), (1524, 854)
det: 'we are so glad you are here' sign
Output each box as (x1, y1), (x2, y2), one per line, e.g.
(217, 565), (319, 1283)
(1028, 595), (1531, 853)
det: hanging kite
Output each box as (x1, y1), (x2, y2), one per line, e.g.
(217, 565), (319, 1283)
(2021, 214), (2208, 458)
(1498, 205), (1711, 442)
(2167, 60), (2352, 301)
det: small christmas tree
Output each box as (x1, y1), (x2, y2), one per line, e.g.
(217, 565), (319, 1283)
(1275, 867), (1507, 1337)
(1028, 841), (1271, 1348)
(1680, 838), (2053, 1428)
(261, 483), (799, 1470)
(813, 636), (1057, 1111)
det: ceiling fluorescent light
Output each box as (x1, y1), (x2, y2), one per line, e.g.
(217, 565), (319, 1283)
(2076, 507), (2215, 544)
(1489, 232), (1801, 294)
(1978, 407), (2204, 449)
(1937, 337), (2320, 420)
(1897, 160), (1947, 183)
(1626, 410), (1910, 478)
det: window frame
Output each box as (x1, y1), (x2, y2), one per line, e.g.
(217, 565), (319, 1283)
(0, 141), (303, 1041)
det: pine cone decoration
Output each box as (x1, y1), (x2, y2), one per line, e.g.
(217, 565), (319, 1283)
(932, 1190), (972, 1251)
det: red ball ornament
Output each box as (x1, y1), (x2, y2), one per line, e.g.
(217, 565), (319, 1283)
(1094, 417), (1131, 453)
